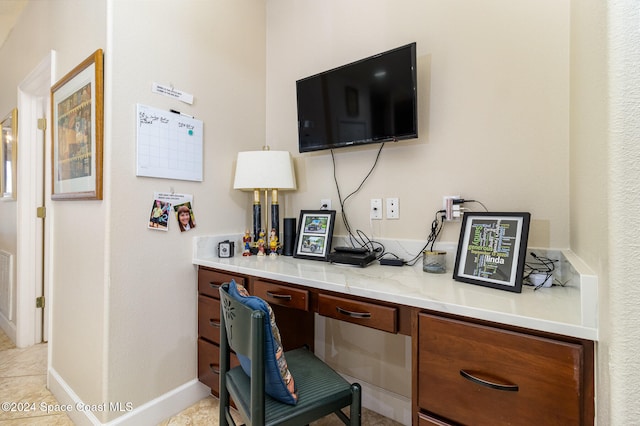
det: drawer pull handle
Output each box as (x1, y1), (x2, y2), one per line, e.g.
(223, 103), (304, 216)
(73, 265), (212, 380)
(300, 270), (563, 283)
(460, 369), (519, 392)
(209, 319), (220, 328)
(209, 364), (220, 375)
(209, 282), (220, 290)
(336, 306), (372, 319)
(266, 291), (292, 301)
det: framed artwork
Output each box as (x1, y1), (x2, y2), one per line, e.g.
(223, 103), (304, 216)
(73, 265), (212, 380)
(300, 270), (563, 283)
(0, 108), (17, 200)
(51, 49), (104, 200)
(453, 212), (531, 293)
(294, 210), (336, 261)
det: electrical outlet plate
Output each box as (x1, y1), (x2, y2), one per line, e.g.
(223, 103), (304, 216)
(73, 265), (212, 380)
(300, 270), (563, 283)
(370, 198), (382, 220)
(386, 197), (399, 219)
(443, 195), (461, 221)
(320, 199), (332, 210)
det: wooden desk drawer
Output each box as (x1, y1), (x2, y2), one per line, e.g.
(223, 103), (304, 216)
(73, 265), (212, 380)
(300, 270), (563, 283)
(198, 268), (245, 299)
(318, 294), (397, 333)
(253, 280), (309, 311)
(197, 338), (239, 395)
(417, 412), (450, 426)
(418, 313), (584, 426)
(198, 338), (221, 393)
(198, 295), (220, 344)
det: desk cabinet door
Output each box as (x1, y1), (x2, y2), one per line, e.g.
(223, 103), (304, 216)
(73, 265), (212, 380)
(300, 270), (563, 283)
(198, 338), (239, 395)
(253, 280), (309, 311)
(198, 268), (245, 299)
(318, 294), (397, 333)
(197, 267), (245, 394)
(418, 313), (586, 426)
(417, 412), (450, 426)
(198, 338), (221, 393)
(252, 279), (315, 350)
(198, 295), (220, 344)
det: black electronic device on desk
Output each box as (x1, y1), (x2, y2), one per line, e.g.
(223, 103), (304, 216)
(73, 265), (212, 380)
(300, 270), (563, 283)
(328, 247), (377, 267)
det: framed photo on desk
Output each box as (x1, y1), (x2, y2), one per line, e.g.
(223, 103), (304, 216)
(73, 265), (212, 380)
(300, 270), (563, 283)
(294, 210), (336, 261)
(453, 212), (530, 293)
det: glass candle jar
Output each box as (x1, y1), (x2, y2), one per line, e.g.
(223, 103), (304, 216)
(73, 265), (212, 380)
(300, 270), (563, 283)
(423, 251), (447, 273)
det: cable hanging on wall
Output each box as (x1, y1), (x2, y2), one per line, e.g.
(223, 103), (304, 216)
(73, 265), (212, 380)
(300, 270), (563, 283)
(331, 142), (386, 255)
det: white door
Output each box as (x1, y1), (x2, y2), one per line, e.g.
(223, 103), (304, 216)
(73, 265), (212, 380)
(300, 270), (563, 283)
(16, 52), (54, 347)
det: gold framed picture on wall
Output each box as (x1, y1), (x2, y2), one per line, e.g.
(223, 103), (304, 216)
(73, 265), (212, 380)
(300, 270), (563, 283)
(50, 49), (104, 200)
(0, 107), (18, 200)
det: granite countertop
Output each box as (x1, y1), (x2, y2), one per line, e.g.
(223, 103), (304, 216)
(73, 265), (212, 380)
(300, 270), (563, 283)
(193, 235), (598, 341)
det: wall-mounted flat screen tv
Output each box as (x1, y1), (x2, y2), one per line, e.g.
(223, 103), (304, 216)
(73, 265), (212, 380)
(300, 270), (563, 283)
(296, 42), (417, 153)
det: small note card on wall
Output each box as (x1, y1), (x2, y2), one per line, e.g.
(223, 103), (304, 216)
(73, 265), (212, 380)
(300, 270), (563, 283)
(136, 103), (204, 181)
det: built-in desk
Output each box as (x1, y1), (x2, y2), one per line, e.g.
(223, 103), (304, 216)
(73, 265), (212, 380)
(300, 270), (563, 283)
(193, 235), (597, 425)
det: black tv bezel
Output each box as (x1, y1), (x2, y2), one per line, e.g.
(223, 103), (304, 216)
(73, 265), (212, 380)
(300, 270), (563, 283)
(296, 42), (418, 153)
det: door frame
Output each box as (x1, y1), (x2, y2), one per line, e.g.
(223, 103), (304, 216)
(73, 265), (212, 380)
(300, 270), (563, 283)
(15, 51), (55, 347)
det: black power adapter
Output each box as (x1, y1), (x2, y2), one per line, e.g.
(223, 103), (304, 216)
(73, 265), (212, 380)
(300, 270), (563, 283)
(379, 258), (404, 267)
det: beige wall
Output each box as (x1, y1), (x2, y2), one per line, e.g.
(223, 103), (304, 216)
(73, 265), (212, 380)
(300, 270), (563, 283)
(49, 0), (109, 416)
(0, 0), (109, 411)
(580, 1), (640, 424)
(266, 0), (572, 419)
(267, 0), (571, 248)
(105, 1), (265, 420)
(1, 0), (266, 423)
(2, 0), (639, 424)
(570, 1), (640, 424)
(569, 1), (612, 423)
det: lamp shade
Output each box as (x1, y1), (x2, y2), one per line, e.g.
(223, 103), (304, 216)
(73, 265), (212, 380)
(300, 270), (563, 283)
(233, 150), (297, 190)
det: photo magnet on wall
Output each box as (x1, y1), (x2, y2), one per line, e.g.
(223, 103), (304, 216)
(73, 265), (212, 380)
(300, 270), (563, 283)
(148, 199), (170, 231)
(147, 192), (196, 233)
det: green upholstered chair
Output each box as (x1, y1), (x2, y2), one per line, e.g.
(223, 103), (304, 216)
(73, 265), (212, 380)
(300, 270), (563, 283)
(219, 283), (362, 426)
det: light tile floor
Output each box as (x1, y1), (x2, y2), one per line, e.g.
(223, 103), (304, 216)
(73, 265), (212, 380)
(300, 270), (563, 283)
(1, 329), (400, 425)
(161, 396), (402, 426)
(0, 331), (72, 425)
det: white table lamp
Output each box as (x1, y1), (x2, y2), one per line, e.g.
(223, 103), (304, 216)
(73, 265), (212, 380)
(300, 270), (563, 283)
(233, 149), (297, 243)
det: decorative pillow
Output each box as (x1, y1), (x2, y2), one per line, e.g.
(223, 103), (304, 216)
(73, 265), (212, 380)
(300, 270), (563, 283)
(228, 279), (298, 405)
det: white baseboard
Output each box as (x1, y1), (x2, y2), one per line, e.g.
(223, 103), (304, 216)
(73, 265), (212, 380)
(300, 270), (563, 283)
(48, 368), (210, 425)
(339, 372), (412, 426)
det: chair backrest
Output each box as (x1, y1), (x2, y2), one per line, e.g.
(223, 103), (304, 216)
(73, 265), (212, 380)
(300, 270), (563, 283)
(219, 283), (266, 424)
(219, 283), (265, 358)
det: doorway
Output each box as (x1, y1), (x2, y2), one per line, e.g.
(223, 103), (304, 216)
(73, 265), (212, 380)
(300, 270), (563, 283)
(15, 51), (54, 347)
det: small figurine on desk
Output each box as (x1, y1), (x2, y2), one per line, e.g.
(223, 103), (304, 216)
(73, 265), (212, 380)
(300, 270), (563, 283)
(257, 229), (266, 256)
(269, 228), (279, 256)
(242, 229), (252, 256)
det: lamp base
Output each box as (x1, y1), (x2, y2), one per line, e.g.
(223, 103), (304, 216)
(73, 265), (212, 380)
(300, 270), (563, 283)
(252, 203), (261, 242)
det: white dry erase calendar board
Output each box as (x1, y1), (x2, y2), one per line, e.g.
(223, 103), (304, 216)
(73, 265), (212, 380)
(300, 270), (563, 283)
(136, 104), (203, 181)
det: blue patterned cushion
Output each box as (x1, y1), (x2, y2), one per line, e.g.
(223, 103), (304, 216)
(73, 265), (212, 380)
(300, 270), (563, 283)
(228, 280), (298, 405)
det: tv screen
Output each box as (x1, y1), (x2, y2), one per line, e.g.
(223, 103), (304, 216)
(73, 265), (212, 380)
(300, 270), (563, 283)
(296, 43), (417, 153)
